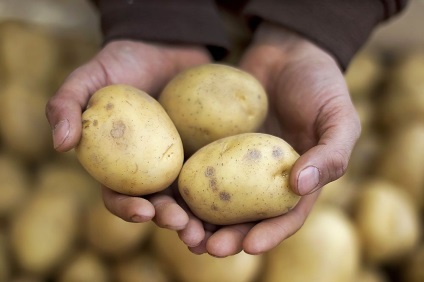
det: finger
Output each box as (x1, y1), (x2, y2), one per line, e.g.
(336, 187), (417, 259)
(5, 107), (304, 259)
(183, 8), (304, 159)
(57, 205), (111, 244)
(177, 217), (205, 248)
(291, 103), (361, 196)
(45, 61), (106, 152)
(101, 186), (155, 222)
(188, 230), (214, 255)
(149, 192), (190, 230)
(243, 191), (320, 254)
(205, 223), (255, 257)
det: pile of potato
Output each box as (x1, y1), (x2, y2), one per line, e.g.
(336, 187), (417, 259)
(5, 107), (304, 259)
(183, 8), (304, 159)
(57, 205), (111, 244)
(0, 17), (424, 282)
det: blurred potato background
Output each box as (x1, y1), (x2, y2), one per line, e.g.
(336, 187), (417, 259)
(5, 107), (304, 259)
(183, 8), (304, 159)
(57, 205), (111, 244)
(0, 0), (424, 281)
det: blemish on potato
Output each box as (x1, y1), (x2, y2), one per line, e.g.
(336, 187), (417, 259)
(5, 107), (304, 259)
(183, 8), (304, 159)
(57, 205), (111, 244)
(131, 163), (139, 174)
(272, 146), (283, 159)
(82, 119), (90, 129)
(182, 187), (190, 197)
(209, 178), (218, 191)
(161, 143), (174, 159)
(205, 166), (215, 177)
(219, 142), (231, 156)
(110, 120), (126, 138)
(219, 191), (231, 201)
(105, 103), (114, 110)
(93, 120), (98, 126)
(244, 148), (261, 161)
(211, 204), (218, 211)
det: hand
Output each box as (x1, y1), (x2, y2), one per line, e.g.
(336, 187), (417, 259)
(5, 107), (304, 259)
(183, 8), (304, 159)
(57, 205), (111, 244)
(176, 23), (361, 256)
(45, 40), (211, 225)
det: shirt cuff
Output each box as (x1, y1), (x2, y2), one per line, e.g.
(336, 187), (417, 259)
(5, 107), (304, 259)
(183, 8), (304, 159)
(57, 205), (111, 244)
(96, 0), (230, 60)
(243, 0), (393, 70)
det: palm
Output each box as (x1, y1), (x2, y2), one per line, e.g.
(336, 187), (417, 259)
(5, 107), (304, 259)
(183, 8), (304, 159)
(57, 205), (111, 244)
(184, 25), (362, 257)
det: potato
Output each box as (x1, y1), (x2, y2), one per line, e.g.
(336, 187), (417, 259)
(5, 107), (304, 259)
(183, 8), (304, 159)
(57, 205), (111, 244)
(377, 52), (424, 129)
(262, 206), (360, 282)
(179, 132), (300, 225)
(345, 51), (383, 100)
(35, 161), (99, 208)
(10, 191), (79, 275)
(57, 250), (110, 282)
(0, 153), (30, 218)
(75, 84), (184, 196)
(0, 21), (59, 84)
(375, 122), (424, 209)
(317, 174), (358, 212)
(354, 179), (421, 264)
(347, 131), (382, 179)
(152, 227), (263, 282)
(85, 200), (153, 258)
(159, 63), (268, 156)
(0, 81), (53, 162)
(113, 253), (171, 282)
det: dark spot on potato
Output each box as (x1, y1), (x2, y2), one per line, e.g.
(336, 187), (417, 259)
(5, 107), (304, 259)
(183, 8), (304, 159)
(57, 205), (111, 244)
(93, 120), (98, 126)
(182, 187), (190, 197)
(272, 147), (283, 159)
(105, 103), (114, 110)
(209, 178), (218, 191)
(205, 166), (215, 177)
(219, 191), (231, 201)
(82, 119), (90, 129)
(161, 144), (174, 159)
(132, 163), (139, 174)
(244, 148), (261, 161)
(110, 120), (126, 138)
(211, 204), (218, 211)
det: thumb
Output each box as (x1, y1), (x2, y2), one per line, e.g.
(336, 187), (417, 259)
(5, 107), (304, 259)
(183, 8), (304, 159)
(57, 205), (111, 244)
(290, 118), (361, 196)
(45, 61), (106, 152)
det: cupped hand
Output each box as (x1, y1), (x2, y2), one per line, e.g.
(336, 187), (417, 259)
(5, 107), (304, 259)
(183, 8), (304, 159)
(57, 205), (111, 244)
(45, 40), (211, 225)
(177, 23), (361, 256)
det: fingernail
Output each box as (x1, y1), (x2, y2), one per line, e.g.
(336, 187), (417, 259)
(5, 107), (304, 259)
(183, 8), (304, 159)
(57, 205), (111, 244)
(52, 119), (70, 149)
(297, 166), (320, 195)
(131, 215), (143, 223)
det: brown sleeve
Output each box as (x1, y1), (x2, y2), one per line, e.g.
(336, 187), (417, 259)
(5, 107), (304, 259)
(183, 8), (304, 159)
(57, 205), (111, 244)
(94, 0), (230, 59)
(243, 0), (409, 69)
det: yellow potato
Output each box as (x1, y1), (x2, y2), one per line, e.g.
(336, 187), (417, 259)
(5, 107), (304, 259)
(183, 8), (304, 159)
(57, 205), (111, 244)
(262, 206), (360, 282)
(113, 253), (171, 282)
(0, 81), (53, 162)
(345, 51), (383, 100)
(10, 190), (79, 275)
(0, 21), (59, 84)
(152, 226), (263, 282)
(376, 122), (424, 209)
(35, 161), (99, 208)
(0, 152), (30, 218)
(85, 200), (153, 257)
(159, 63), (268, 156)
(317, 174), (358, 212)
(377, 52), (424, 129)
(178, 132), (300, 225)
(354, 179), (421, 264)
(75, 84), (184, 196)
(57, 250), (110, 282)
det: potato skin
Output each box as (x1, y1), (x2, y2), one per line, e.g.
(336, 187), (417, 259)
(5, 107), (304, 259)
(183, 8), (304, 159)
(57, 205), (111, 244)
(178, 133), (300, 225)
(159, 63), (268, 156)
(75, 85), (184, 196)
